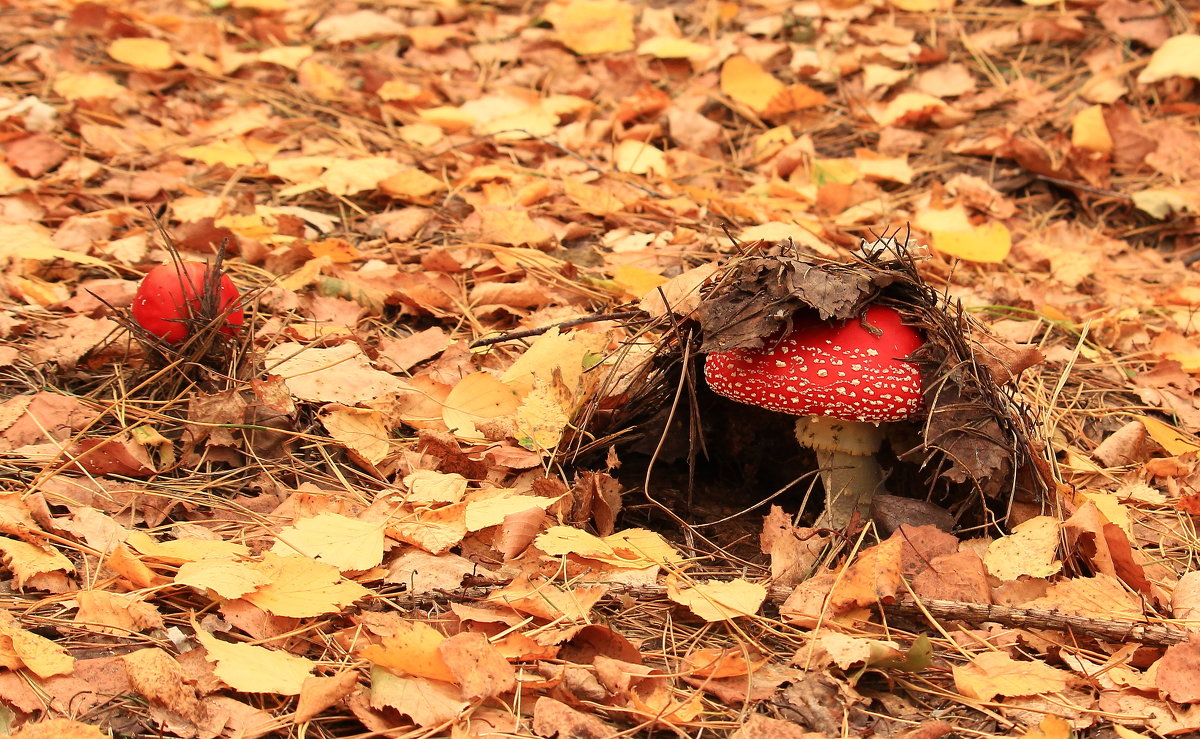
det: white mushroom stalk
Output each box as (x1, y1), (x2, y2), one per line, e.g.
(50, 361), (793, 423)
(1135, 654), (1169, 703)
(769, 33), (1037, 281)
(705, 305), (924, 529)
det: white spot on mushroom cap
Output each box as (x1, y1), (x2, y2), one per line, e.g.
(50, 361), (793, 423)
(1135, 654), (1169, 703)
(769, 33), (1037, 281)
(703, 305), (923, 423)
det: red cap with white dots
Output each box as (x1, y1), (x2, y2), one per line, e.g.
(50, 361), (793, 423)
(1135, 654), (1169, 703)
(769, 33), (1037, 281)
(704, 305), (924, 423)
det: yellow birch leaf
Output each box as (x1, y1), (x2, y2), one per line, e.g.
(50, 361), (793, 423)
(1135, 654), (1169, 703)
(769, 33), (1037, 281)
(484, 577), (607, 621)
(464, 494), (562, 531)
(107, 38), (175, 71)
(873, 92), (947, 126)
(667, 577), (767, 622)
(257, 45), (313, 69)
(0, 537), (74, 588)
(0, 611), (73, 677)
(535, 526), (619, 560)
(125, 532), (251, 563)
(984, 515), (1061, 580)
(636, 36), (713, 62)
(613, 139), (668, 176)
(1071, 105), (1113, 154)
(194, 623), (314, 695)
(477, 209), (553, 247)
(953, 651), (1070, 701)
(544, 0), (635, 55)
(1137, 415), (1200, 455)
(1137, 34), (1200, 84)
(320, 405), (391, 467)
(929, 220), (1011, 262)
(888, 0), (956, 9)
(243, 553), (371, 617)
(53, 71), (126, 100)
(271, 511), (386, 571)
(358, 621), (456, 682)
(403, 470), (468, 504)
(378, 168), (446, 203)
(368, 667), (468, 727)
(179, 140), (263, 167)
(720, 55), (784, 114)
(175, 559), (272, 599)
(442, 372), (521, 441)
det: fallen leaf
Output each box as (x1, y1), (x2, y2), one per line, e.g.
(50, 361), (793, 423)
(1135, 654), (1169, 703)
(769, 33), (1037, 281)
(666, 577), (767, 621)
(952, 651), (1071, 701)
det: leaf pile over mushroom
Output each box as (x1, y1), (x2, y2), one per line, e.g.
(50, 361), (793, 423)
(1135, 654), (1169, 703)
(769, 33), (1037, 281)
(693, 236), (1051, 510)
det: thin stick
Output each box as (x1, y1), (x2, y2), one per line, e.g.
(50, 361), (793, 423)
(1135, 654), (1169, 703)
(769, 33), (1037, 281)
(469, 310), (645, 348)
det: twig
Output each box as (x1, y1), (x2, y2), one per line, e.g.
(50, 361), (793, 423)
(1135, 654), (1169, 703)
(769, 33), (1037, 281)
(882, 596), (1189, 647)
(382, 582), (1193, 647)
(469, 310), (646, 348)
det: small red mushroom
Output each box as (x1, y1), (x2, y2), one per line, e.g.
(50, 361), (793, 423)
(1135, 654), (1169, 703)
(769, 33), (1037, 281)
(132, 262), (243, 345)
(704, 304), (924, 528)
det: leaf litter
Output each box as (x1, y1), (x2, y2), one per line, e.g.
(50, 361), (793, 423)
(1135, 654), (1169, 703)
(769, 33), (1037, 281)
(0, 0), (1198, 736)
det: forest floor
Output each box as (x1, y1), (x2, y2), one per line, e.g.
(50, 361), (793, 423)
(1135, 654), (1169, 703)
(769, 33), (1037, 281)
(0, 0), (1199, 737)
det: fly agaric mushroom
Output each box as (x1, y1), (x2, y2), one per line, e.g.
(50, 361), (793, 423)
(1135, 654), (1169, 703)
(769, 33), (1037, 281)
(704, 305), (924, 528)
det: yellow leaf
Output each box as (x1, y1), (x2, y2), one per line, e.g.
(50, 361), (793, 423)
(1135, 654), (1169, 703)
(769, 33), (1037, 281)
(53, 71), (126, 100)
(1071, 105), (1113, 154)
(564, 179), (626, 216)
(464, 494), (562, 531)
(442, 372), (521, 441)
(243, 553), (371, 617)
(175, 559), (272, 599)
(257, 45), (313, 70)
(1137, 415), (1200, 455)
(611, 265), (669, 300)
(378, 168), (446, 203)
(1131, 186), (1200, 219)
(536, 526), (618, 560)
(636, 36), (713, 62)
(929, 220), (1010, 262)
(194, 621), (315, 695)
(107, 38), (175, 71)
(667, 577), (767, 622)
(720, 55), (784, 114)
(1137, 34), (1200, 84)
(873, 92), (947, 126)
(888, 0), (956, 8)
(9, 719), (107, 739)
(513, 379), (572, 451)
(359, 621), (456, 682)
(953, 651), (1070, 701)
(319, 157), (406, 196)
(606, 529), (684, 566)
(0, 538), (74, 588)
(544, 0), (635, 55)
(403, 470), (468, 504)
(484, 577), (607, 621)
(477, 209), (553, 247)
(271, 512), (386, 571)
(613, 139), (668, 176)
(984, 515), (1061, 580)
(178, 139), (265, 167)
(126, 532), (250, 563)
(320, 405), (392, 467)
(0, 611), (73, 678)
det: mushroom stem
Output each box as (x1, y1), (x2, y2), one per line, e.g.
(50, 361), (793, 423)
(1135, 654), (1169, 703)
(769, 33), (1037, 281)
(795, 417), (886, 529)
(812, 447), (885, 528)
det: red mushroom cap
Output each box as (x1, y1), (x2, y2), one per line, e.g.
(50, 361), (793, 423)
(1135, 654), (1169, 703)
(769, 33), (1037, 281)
(704, 305), (924, 423)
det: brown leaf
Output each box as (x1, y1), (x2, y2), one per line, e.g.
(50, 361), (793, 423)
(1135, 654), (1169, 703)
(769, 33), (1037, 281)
(294, 671), (360, 723)
(123, 648), (207, 725)
(1156, 636), (1200, 703)
(531, 696), (618, 739)
(438, 631), (516, 700)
